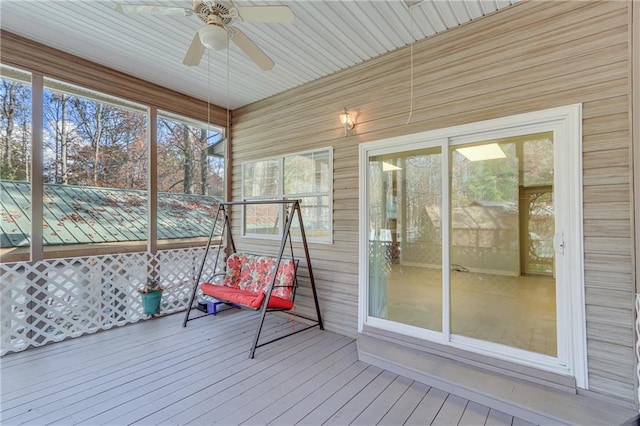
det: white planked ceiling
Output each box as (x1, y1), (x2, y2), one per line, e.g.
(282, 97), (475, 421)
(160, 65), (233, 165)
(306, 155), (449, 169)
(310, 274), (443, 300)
(0, 0), (518, 110)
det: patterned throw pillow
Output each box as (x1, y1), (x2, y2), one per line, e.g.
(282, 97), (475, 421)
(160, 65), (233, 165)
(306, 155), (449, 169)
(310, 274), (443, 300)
(223, 253), (246, 288)
(265, 259), (296, 300)
(238, 255), (272, 293)
(236, 254), (296, 300)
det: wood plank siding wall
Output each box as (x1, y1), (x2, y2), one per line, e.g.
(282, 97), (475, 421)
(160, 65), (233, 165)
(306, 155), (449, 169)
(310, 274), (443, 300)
(232, 1), (637, 403)
(0, 30), (227, 127)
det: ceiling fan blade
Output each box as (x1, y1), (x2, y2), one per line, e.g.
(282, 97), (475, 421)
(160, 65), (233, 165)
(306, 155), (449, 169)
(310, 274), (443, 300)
(231, 28), (274, 71)
(115, 4), (192, 16)
(183, 32), (206, 66)
(236, 6), (294, 23)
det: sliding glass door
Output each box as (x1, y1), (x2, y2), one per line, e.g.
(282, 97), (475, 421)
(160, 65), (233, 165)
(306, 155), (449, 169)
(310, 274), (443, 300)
(359, 106), (585, 384)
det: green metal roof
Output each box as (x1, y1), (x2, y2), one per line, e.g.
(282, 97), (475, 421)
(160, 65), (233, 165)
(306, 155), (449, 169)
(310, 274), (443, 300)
(1, 180), (220, 248)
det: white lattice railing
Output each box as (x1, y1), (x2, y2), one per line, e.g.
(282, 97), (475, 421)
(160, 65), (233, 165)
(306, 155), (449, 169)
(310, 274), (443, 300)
(0, 247), (223, 355)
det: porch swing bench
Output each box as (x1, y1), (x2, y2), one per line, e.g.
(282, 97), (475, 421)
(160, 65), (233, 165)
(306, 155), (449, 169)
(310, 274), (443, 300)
(182, 200), (324, 359)
(200, 252), (298, 311)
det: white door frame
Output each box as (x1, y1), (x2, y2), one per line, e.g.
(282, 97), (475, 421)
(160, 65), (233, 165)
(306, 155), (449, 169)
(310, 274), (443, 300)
(358, 104), (587, 388)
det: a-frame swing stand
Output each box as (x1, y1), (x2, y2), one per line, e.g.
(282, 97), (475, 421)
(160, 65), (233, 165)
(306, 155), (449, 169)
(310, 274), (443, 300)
(183, 200), (324, 358)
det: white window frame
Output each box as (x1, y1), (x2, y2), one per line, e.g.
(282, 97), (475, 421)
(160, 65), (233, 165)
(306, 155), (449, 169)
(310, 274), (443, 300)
(358, 105), (587, 388)
(241, 147), (333, 243)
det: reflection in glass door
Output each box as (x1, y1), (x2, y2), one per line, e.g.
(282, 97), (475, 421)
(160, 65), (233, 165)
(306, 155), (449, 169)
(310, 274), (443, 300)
(367, 133), (557, 356)
(368, 148), (442, 331)
(449, 132), (556, 356)
(521, 186), (554, 276)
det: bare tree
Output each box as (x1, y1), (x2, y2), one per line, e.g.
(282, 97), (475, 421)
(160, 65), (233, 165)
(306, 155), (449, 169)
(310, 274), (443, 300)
(182, 125), (193, 194)
(1, 80), (16, 178)
(158, 119), (214, 195)
(43, 92), (75, 184)
(60, 93), (69, 184)
(0, 79), (31, 180)
(198, 128), (208, 195)
(71, 98), (105, 186)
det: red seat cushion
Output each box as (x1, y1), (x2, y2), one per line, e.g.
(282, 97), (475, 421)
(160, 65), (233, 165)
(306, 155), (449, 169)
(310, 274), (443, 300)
(201, 283), (294, 310)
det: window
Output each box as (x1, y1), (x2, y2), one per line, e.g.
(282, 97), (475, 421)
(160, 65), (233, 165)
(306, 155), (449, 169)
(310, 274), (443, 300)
(42, 78), (149, 251)
(0, 63), (228, 261)
(156, 111), (224, 242)
(0, 66), (32, 256)
(242, 148), (332, 242)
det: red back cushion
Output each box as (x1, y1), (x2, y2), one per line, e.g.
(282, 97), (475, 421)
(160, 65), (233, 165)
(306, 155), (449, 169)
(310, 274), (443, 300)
(238, 254), (271, 293)
(236, 254), (296, 300)
(267, 259), (296, 300)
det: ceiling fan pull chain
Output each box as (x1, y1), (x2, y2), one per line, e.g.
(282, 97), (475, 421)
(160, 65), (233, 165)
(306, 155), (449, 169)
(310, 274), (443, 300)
(405, 4), (415, 126)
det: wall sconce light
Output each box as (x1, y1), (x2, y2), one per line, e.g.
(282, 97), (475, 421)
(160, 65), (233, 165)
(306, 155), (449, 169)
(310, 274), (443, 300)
(339, 107), (355, 137)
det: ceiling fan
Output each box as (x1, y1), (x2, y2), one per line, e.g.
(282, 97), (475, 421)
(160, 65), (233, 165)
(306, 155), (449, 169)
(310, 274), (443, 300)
(115, 0), (294, 70)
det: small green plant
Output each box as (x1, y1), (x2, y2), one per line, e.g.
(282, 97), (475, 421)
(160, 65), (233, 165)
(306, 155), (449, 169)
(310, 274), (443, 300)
(137, 278), (163, 294)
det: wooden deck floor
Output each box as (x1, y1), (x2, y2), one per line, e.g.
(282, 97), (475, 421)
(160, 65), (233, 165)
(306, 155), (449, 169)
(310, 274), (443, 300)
(1, 310), (535, 425)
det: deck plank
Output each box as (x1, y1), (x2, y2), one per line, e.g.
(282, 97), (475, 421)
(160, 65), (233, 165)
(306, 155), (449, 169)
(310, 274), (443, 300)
(405, 387), (449, 425)
(2, 313), (268, 421)
(486, 408), (516, 425)
(0, 311), (539, 426)
(512, 417), (538, 426)
(458, 401), (490, 425)
(211, 341), (359, 425)
(1, 310), (244, 394)
(240, 346), (361, 425)
(1, 313), (257, 419)
(431, 394), (468, 425)
(322, 369), (398, 425)
(184, 335), (354, 425)
(125, 327), (335, 425)
(267, 361), (370, 425)
(295, 365), (385, 425)
(90, 324), (328, 425)
(378, 380), (432, 426)
(350, 374), (414, 425)
(24, 315), (296, 425)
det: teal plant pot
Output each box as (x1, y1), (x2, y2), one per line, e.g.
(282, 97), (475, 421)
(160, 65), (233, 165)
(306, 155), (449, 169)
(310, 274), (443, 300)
(141, 290), (162, 315)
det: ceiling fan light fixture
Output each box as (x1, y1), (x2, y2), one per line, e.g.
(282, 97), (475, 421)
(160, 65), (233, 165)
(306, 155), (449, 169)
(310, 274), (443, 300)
(198, 24), (229, 50)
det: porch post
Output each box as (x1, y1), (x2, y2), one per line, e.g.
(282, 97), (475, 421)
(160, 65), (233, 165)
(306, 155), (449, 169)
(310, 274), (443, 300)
(30, 73), (43, 262)
(147, 107), (159, 283)
(630, 0), (639, 406)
